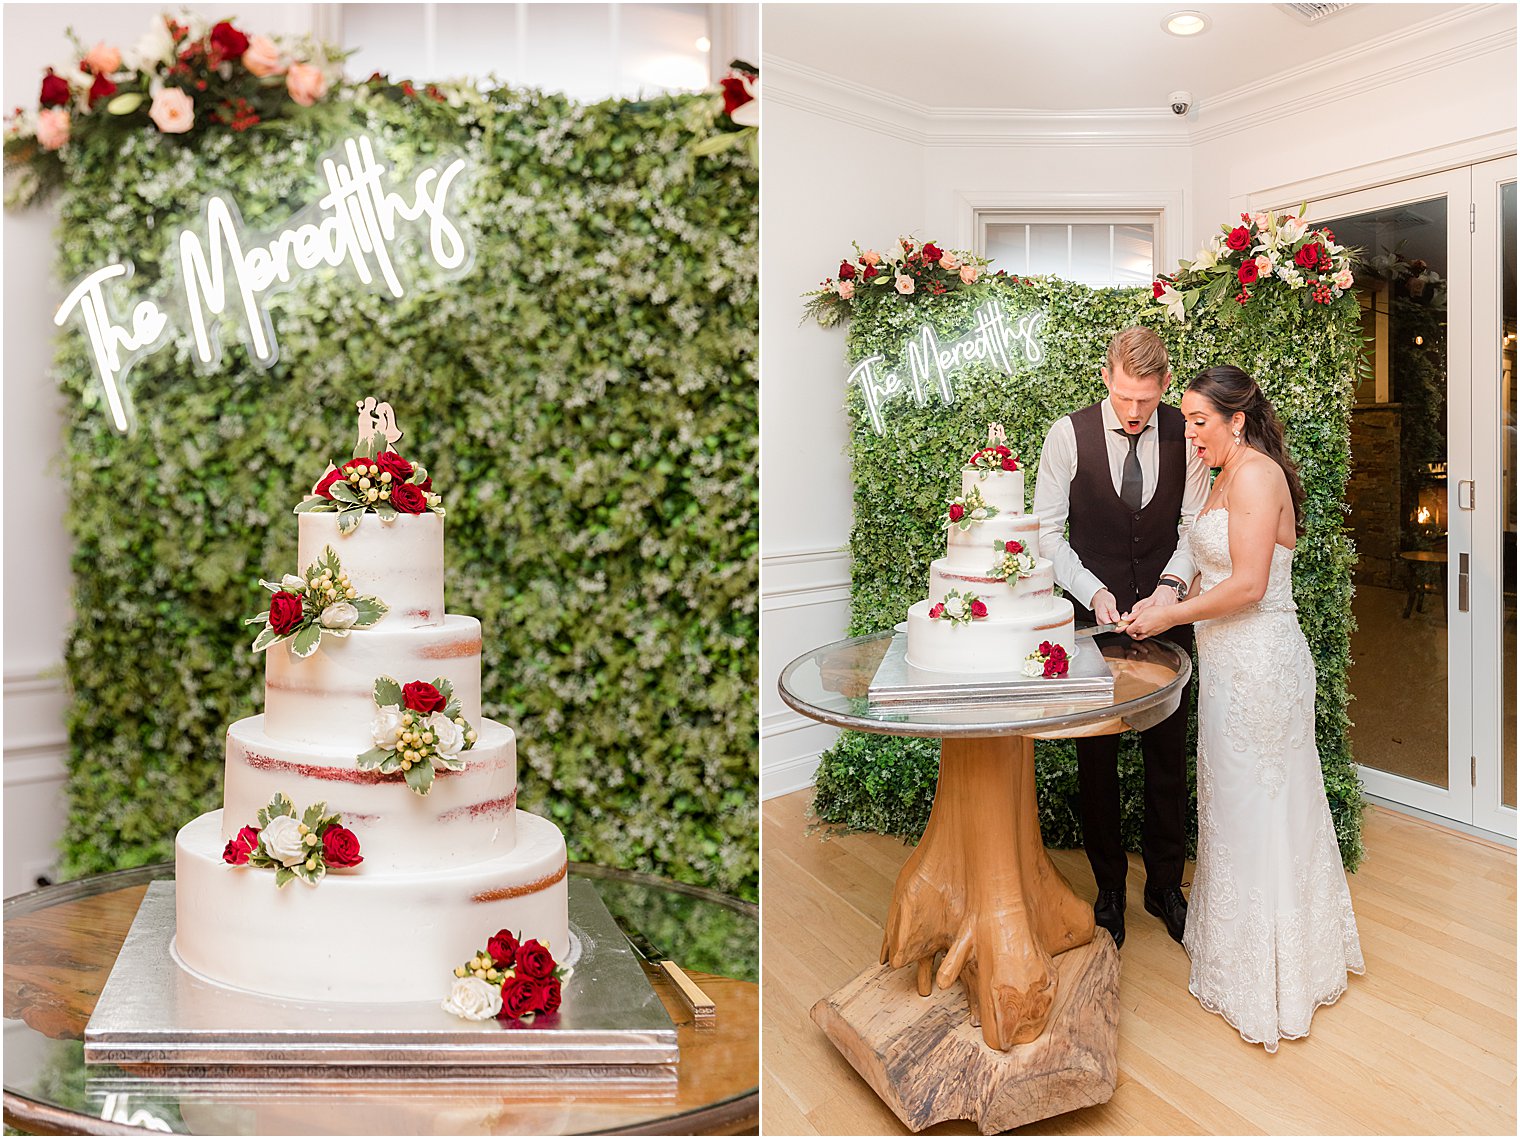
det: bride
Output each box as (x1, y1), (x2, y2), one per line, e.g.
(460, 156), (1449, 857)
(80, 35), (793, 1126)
(1121, 364), (1364, 1052)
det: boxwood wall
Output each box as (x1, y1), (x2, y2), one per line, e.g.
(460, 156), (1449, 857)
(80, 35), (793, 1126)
(812, 276), (1367, 869)
(48, 86), (757, 898)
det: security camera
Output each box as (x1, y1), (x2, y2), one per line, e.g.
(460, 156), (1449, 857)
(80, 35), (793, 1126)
(1169, 91), (1193, 116)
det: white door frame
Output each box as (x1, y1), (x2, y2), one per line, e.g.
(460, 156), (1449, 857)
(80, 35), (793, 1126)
(1272, 168), (1477, 824)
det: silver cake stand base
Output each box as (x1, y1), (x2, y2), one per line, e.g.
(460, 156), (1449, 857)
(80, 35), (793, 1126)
(83, 878), (677, 1081)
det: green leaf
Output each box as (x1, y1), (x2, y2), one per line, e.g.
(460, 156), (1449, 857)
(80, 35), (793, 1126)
(294, 497), (335, 513)
(350, 597), (388, 627)
(374, 501), (397, 521)
(302, 802), (327, 829)
(337, 508), (363, 535)
(403, 761), (435, 796)
(245, 611), (270, 627)
(443, 699), (462, 720)
(329, 480), (359, 504)
(373, 676), (403, 706)
(408, 465), (428, 485)
(258, 579), (284, 593)
(379, 753), (404, 774)
(251, 624), (283, 653)
(105, 92), (144, 115)
(274, 866), (296, 888)
(434, 677), (454, 702)
(355, 746), (392, 769)
(290, 623), (323, 658)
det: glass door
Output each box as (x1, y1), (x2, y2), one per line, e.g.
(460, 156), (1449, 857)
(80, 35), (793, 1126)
(1302, 169), (1475, 824)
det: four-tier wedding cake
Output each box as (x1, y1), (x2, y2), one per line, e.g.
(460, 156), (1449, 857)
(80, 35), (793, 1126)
(173, 402), (569, 1005)
(904, 428), (1076, 675)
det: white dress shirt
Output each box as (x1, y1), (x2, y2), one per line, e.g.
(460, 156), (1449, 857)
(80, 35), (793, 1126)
(1032, 399), (1212, 609)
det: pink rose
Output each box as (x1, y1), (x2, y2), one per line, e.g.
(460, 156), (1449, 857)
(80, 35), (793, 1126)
(35, 109), (70, 151)
(959, 264), (978, 284)
(836, 280), (855, 300)
(939, 251), (960, 271)
(861, 250), (882, 267)
(83, 42), (122, 76)
(285, 62), (327, 107)
(242, 35), (283, 77)
(894, 274), (914, 295)
(148, 87), (194, 134)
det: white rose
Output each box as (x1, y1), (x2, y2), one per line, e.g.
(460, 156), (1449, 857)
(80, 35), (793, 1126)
(442, 975), (502, 1021)
(281, 574), (307, 593)
(320, 601), (358, 629)
(372, 705), (405, 750)
(129, 15), (176, 70)
(260, 815), (306, 866)
(1023, 658), (1043, 677)
(427, 712), (465, 761)
(945, 596), (965, 619)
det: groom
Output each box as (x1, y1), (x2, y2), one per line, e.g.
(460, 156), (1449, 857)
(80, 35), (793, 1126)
(1032, 326), (1209, 948)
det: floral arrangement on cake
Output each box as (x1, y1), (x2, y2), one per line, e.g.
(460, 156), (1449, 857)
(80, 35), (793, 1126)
(802, 237), (1004, 327)
(943, 485), (998, 530)
(357, 677), (478, 796)
(245, 545), (387, 656)
(928, 589), (987, 627)
(1153, 205), (1355, 323)
(989, 539), (1037, 582)
(1023, 640), (1070, 679)
(3, 12), (344, 206)
(442, 928), (569, 1022)
(968, 443), (1020, 473)
(298, 451), (442, 533)
(223, 793), (363, 887)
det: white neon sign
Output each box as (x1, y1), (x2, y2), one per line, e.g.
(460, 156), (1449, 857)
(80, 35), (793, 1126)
(54, 135), (471, 433)
(848, 302), (1046, 434)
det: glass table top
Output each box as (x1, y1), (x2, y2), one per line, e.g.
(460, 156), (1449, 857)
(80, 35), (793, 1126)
(777, 629), (1191, 739)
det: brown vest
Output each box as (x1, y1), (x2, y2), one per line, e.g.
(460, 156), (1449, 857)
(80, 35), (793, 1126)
(1067, 401), (1188, 621)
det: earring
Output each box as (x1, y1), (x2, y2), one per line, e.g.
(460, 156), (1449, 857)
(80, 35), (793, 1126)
(1233, 430), (1242, 446)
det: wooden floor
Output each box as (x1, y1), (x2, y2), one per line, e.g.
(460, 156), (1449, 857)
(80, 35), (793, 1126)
(762, 789), (1517, 1136)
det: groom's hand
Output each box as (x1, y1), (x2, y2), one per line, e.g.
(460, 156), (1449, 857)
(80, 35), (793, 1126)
(1090, 589), (1121, 625)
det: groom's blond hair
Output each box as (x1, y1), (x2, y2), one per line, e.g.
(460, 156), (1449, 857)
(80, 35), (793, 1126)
(1106, 327), (1169, 384)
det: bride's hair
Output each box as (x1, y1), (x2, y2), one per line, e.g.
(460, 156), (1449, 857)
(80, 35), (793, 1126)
(1187, 365), (1306, 535)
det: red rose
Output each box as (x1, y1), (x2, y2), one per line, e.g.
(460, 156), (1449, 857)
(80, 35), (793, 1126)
(314, 467), (344, 499)
(268, 591), (304, 635)
(1005, 540), (1023, 554)
(970, 599), (988, 619)
(929, 603), (944, 619)
(516, 939), (556, 980)
(862, 264), (879, 280)
(487, 930), (521, 968)
(994, 445), (1010, 457)
(1225, 226), (1251, 252)
(1294, 241), (1322, 269)
(87, 72), (116, 109)
(222, 825), (260, 865)
(342, 456), (373, 474)
(500, 976), (540, 1020)
(719, 74), (754, 117)
(539, 976), (563, 1015)
(1237, 260), (1259, 285)
(1044, 657), (1068, 678)
(208, 21), (250, 62)
(39, 71), (70, 108)
(1152, 280), (1167, 299)
(948, 503), (964, 522)
(1002, 458), (1018, 471)
(838, 261), (856, 281)
(402, 680), (446, 713)
(375, 450), (414, 481)
(1038, 641), (1053, 655)
(321, 824), (363, 867)
(922, 243), (943, 263)
(390, 483), (427, 514)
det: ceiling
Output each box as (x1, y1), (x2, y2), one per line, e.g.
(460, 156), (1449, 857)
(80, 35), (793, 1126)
(763, 3), (1472, 113)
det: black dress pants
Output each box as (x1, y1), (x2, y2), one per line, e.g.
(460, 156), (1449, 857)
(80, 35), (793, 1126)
(1074, 623), (1194, 895)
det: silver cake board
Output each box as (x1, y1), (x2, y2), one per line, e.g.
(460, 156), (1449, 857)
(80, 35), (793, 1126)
(83, 878), (678, 1080)
(868, 632), (1115, 712)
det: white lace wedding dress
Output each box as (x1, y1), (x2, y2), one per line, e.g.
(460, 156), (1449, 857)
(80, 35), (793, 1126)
(1184, 508), (1364, 1052)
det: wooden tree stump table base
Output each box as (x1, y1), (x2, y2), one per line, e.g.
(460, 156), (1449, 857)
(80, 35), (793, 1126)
(811, 931), (1120, 1134)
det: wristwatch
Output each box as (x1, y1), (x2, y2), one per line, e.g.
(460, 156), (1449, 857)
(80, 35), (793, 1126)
(1159, 575), (1188, 601)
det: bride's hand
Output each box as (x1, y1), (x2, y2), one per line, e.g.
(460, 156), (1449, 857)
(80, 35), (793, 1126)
(1124, 606), (1173, 640)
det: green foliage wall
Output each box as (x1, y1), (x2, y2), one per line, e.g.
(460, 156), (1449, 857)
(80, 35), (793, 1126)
(49, 86), (758, 898)
(812, 276), (1367, 869)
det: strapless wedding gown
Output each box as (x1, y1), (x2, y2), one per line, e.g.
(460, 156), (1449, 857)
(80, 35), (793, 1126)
(1184, 508), (1364, 1052)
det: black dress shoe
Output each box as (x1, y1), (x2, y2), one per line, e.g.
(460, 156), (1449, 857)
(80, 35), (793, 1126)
(1093, 888), (1126, 949)
(1144, 885), (1188, 944)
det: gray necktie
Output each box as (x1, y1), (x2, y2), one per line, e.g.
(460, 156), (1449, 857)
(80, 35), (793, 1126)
(1115, 428), (1144, 511)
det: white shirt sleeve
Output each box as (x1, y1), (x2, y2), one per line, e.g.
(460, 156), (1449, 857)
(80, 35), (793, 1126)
(1161, 432), (1213, 587)
(1033, 417), (1109, 609)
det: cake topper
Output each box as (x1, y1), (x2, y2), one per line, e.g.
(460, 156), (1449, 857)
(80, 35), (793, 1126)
(987, 423), (1007, 446)
(355, 397), (404, 459)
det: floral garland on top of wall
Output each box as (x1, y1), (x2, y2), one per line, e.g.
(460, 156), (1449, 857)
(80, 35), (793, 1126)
(1153, 205), (1356, 324)
(802, 238), (1004, 327)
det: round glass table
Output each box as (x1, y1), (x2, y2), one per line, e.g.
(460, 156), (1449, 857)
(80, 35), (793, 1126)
(777, 628), (1189, 1132)
(3, 864), (757, 1136)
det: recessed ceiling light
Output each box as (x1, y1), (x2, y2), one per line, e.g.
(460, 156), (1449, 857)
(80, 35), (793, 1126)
(695, 36), (712, 53)
(1163, 11), (1211, 36)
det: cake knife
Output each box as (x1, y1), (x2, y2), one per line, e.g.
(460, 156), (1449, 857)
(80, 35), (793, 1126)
(1076, 620), (1131, 637)
(612, 914), (716, 1021)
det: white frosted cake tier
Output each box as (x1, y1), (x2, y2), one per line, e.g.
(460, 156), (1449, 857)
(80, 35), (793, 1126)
(223, 715), (517, 872)
(265, 614), (482, 749)
(298, 512), (444, 628)
(961, 467), (1025, 515)
(175, 807), (568, 1004)
(904, 596), (1076, 673)
(928, 557), (1056, 619)
(945, 514), (1040, 571)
